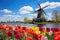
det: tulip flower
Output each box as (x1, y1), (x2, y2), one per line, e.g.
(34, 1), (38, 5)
(29, 26), (35, 30)
(33, 34), (38, 40)
(48, 31), (53, 35)
(34, 27), (39, 31)
(5, 31), (12, 37)
(8, 32), (12, 37)
(14, 30), (19, 35)
(41, 36), (48, 40)
(15, 33), (20, 39)
(6, 25), (13, 30)
(0, 24), (59, 40)
(22, 27), (27, 30)
(2, 26), (6, 30)
(39, 27), (43, 31)
(42, 29), (47, 36)
(51, 28), (58, 32)
(35, 31), (40, 34)
(37, 34), (42, 38)
(54, 35), (60, 40)
(54, 31), (60, 39)
(46, 28), (50, 32)
(4, 31), (9, 36)
(19, 29), (25, 34)
(26, 36), (32, 40)
(15, 26), (19, 30)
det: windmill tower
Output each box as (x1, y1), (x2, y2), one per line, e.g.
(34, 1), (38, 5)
(33, 2), (49, 22)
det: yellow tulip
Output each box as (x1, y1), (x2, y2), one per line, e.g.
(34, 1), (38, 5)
(29, 26), (35, 30)
(34, 27), (39, 31)
(42, 32), (46, 36)
(42, 29), (47, 36)
(35, 31), (41, 34)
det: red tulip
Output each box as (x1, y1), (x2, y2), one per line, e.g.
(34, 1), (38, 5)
(33, 34), (38, 40)
(6, 25), (13, 30)
(4, 31), (9, 36)
(22, 27), (27, 30)
(30, 31), (35, 35)
(51, 28), (58, 32)
(8, 32), (12, 37)
(39, 27), (43, 31)
(0, 24), (3, 29)
(46, 28), (50, 32)
(54, 31), (60, 40)
(54, 35), (60, 40)
(25, 29), (31, 34)
(5, 31), (12, 37)
(37, 34), (42, 38)
(14, 30), (19, 35)
(2, 26), (6, 30)
(15, 26), (19, 30)
(18, 29), (25, 34)
(26, 36), (32, 40)
(0, 24), (6, 30)
(15, 33), (20, 39)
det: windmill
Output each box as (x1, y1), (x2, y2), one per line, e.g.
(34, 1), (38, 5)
(33, 2), (49, 22)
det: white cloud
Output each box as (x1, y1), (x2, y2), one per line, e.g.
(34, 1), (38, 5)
(40, 2), (60, 9)
(45, 13), (53, 20)
(0, 9), (12, 13)
(31, 14), (37, 17)
(19, 6), (33, 14)
(35, 8), (40, 10)
(27, 14), (37, 20)
(35, 2), (60, 10)
(0, 15), (22, 22)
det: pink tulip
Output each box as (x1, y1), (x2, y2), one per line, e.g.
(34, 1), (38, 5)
(48, 31), (53, 35)
(41, 36), (48, 40)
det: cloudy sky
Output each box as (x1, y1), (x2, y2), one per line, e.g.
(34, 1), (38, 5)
(0, 0), (60, 22)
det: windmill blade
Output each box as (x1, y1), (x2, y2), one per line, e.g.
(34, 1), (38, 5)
(32, 11), (38, 14)
(36, 1), (41, 7)
(37, 2), (40, 7)
(42, 9), (47, 16)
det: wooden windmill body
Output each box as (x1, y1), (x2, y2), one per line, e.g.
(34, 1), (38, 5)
(32, 3), (49, 22)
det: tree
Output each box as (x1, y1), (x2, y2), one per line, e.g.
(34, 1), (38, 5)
(24, 17), (32, 23)
(52, 10), (60, 22)
(24, 17), (28, 23)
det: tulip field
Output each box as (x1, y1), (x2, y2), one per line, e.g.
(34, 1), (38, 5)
(0, 24), (60, 40)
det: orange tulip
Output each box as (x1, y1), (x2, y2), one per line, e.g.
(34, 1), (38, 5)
(2, 26), (6, 30)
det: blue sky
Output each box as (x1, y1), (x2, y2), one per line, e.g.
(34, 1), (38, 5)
(0, 0), (60, 22)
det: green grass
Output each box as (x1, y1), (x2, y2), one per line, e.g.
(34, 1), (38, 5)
(34, 22), (60, 24)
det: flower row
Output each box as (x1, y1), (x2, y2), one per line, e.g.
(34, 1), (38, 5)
(0, 24), (60, 40)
